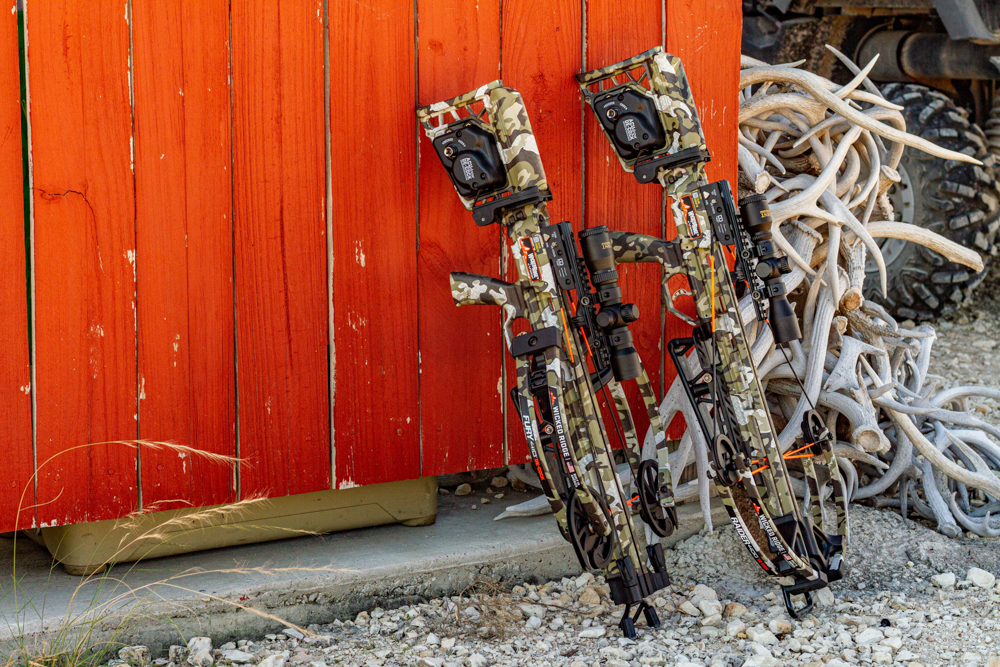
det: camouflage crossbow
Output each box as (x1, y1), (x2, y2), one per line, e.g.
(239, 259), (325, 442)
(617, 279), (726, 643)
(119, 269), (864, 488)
(577, 47), (850, 615)
(418, 82), (678, 638)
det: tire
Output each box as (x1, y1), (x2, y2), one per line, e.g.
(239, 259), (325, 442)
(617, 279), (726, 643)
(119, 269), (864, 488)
(863, 84), (1000, 322)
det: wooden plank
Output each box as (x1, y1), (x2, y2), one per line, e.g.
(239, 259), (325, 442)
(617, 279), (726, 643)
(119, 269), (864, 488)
(584, 0), (664, 450)
(232, 0), (330, 497)
(329, 0), (420, 487)
(28, 0), (138, 526)
(132, 0), (235, 509)
(416, 0), (504, 475)
(666, 0), (740, 187)
(0, 8), (34, 532)
(501, 0), (583, 465)
(663, 0), (741, 387)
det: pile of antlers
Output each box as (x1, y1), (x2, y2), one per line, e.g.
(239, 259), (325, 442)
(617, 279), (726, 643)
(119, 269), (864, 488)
(643, 48), (999, 539)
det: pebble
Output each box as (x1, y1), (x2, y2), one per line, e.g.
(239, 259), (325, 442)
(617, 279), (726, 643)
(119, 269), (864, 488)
(186, 637), (213, 667)
(578, 588), (601, 606)
(724, 602), (748, 617)
(855, 628), (885, 646)
(579, 626), (605, 639)
(679, 601), (700, 616)
(968, 567), (997, 589)
(490, 476), (508, 488)
(118, 646), (151, 665)
(454, 484), (471, 496)
(932, 572), (957, 589)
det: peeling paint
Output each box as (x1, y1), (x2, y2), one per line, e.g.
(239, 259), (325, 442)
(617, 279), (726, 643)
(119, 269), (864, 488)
(138, 375), (145, 400)
(20, 382), (30, 395)
(339, 478), (359, 490)
(354, 240), (366, 267)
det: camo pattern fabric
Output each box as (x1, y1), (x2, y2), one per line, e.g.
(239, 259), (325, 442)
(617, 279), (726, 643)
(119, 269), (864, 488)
(508, 205), (648, 573)
(576, 47), (707, 175)
(579, 47), (825, 584)
(450, 272), (527, 349)
(488, 87), (548, 194)
(608, 231), (692, 325)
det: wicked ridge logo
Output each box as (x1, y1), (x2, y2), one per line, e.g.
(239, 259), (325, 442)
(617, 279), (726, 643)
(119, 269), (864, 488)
(519, 237), (542, 282)
(678, 195), (702, 238)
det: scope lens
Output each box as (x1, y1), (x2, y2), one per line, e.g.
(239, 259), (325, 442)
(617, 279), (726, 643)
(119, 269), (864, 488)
(738, 194), (772, 238)
(579, 226), (615, 277)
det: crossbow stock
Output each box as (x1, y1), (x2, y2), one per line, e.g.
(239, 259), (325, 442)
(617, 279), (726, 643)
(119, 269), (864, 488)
(416, 48), (850, 634)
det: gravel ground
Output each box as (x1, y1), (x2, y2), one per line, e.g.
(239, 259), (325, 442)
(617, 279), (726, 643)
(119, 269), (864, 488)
(109, 278), (1000, 667)
(122, 505), (1000, 667)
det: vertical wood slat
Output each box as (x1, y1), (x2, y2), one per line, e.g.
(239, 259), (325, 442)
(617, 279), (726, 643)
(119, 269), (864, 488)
(132, 0), (236, 509)
(0, 7), (33, 532)
(329, 0), (420, 488)
(501, 0), (584, 466)
(29, 0), (138, 526)
(416, 0), (504, 476)
(666, 0), (740, 188)
(584, 0), (665, 450)
(232, 0), (331, 497)
(661, 0), (742, 406)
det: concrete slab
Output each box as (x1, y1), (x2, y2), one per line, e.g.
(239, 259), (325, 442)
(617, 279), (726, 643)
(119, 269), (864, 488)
(0, 489), (725, 656)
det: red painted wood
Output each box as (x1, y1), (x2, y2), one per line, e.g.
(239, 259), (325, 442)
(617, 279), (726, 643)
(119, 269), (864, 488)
(663, 0), (741, 403)
(329, 0), (420, 487)
(232, 0), (330, 497)
(417, 0), (504, 476)
(500, 0), (584, 465)
(132, 0), (236, 509)
(584, 0), (664, 450)
(0, 9), (33, 532)
(29, 0), (138, 526)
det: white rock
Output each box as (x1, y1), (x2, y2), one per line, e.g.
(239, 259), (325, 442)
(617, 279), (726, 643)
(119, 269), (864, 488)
(441, 638), (456, 649)
(426, 633), (440, 645)
(726, 619), (746, 637)
(599, 647), (631, 661)
(767, 619), (792, 635)
(462, 606), (481, 621)
(466, 654), (488, 667)
(855, 628), (885, 646)
(967, 567), (996, 589)
(700, 614), (722, 627)
(417, 659), (443, 667)
(746, 626), (778, 646)
(896, 650), (918, 661)
(579, 626), (606, 638)
(519, 603), (547, 618)
(526, 616), (542, 629)
(679, 601), (701, 616)
(220, 651), (255, 663)
(282, 628), (304, 640)
(815, 588), (835, 607)
(119, 646), (151, 665)
(186, 638), (213, 667)
(931, 572), (956, 589)
(692, 584), (718, 601)
(879, 635), (902, 652)
(872, 651), (892, 665)
(575, 572), (595, 588)
(699, 599), (723, 617)
(742, 656), (777, 667)
(257, 657), (285, 667)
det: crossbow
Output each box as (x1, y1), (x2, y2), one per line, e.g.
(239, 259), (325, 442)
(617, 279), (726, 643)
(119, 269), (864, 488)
(418, 83), (677, 638)
(577, 47), (850, 615)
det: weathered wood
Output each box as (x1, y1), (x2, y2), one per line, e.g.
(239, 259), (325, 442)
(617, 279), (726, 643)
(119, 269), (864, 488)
(232, 0), (330, 497)
(132, 0), (236, 509)
(501, 0), (584, 464)
(417, 0), (505, 475)
(329, 0), (420, 487)
(0, 8), (34, 532)
(29, 0), (138, 526)
(585, 0), (665, 449)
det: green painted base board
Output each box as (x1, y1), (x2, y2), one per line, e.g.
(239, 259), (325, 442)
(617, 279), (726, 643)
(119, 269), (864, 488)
(26, 477), (438, 575)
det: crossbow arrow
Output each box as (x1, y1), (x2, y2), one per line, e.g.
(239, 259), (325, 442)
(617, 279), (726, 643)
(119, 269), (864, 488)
(418, 82), (678, 638)
(577, 48), (850, 615)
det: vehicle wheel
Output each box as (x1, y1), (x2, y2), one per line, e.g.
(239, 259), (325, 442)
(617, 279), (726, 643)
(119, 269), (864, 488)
(863, 84), (1000, 321)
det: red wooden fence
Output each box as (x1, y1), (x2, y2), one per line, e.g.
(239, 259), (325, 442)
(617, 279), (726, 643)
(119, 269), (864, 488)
(0, 0), (739, 532)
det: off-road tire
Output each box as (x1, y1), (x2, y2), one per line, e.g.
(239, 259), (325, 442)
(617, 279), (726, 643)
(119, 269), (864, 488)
(864, 84), (1000, 322)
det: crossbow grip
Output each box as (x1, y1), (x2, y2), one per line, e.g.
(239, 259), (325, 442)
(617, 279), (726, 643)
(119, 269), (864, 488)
(450, 272), (527, 348)
(605, 232), (694, 326)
